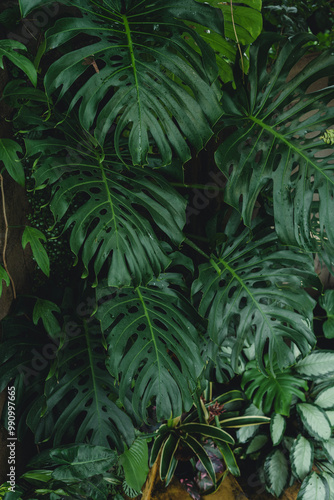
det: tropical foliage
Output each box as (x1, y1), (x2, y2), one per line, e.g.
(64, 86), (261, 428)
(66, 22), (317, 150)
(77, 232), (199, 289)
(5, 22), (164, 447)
(0, 0), (333, 499)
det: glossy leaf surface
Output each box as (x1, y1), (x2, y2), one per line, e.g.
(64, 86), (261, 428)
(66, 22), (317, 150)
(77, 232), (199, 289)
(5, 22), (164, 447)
(192, 217), (317, 373)
(215, 34), (334, 255)
(41, 0), (223, 165)
(96, 278), (204, 420)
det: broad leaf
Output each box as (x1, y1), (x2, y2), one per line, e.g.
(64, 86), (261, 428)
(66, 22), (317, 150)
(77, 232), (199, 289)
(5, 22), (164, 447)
(290, 435), (313, 481)
(270, 414), (286, 446)
(42, 0), (223, 165)
(27, 132), (186, 287)
(192, 216), (317, 373)
(0, 138), (24, 186)
(215, 34), (334, 255)
(296, 403), (331, 441)
(264, 448), (289, 497)
(322, 472), (334, 500)
(22, 226), (50, 277)
(297, 472), (329, 500)
(96, 278), (204, 420)
(27, 318), (136, 450)
(314, 387), (334, 410)
(322, 439), (334, 464)
(295, 351), (334, 380)
(0, 39), (37, 86)
(49, 445), (118, 481)
(242, 358), (308, 415)
(184, 0), (262, 84)
(246, 434), (268, 454)
(119, 438), (149, 492)
(320, 291), (334, 339)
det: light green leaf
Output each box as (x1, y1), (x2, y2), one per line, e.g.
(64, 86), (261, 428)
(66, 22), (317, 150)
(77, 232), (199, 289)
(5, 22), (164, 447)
(290, 435), (313, 481)
(246, 434), (268, 454)
(315, 387), (334, 410)
(295, 352), (334, 380)
(264, 448), (289, 497)
(22, 226), (50, 277)
(0, 266), (10, 296)
(193, 216), (316, 374)
(270, 414), (286, 446)
(119, 438), (149, 492)
(0, 138), (24, 186)
(326, 411), (334, 426)
(0, 39), (37, 86)
(21, 470), (53, 482)
(297, 472), (329, 500)
(321, 472), (334, 500)
(322, 439), (334, 464)
(297, 403), (331, 441)
(33, 299), (61, 338)
(96, 279), (204, 420)
(215, 33), (334, 255)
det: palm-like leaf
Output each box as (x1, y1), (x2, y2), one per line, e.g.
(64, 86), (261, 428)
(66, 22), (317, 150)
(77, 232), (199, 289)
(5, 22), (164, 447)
(96, 276), (204, 420)
(215, 34), (334, 254)
(27, 319), (136, 451)
(26, 130), (186, 287)
(33, 0), (224, 165)
(192, 216), (317, 373)
(242, 358), (308, 416)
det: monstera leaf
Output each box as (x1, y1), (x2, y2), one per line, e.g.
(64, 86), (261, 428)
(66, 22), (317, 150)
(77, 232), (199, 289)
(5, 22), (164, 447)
(21, 0), (224, 165)
(192, 215), (318, 373)
(215, 33), (334, 255)
(96, 276), (204, 420)
(26, 130), (186, 287)
(27, 318), (136, 451)
(242, 357), (308, 416)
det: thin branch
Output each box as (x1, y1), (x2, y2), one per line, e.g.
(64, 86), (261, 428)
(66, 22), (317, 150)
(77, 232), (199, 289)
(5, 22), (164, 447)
(230, 0), (245, 80)
(0, 174), (16, 299)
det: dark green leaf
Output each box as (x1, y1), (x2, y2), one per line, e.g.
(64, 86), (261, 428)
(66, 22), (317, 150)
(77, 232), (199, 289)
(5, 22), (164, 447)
(96, 280), (203, 420)
(43, 1), (222, 165)
(320, 291), (334, 339)
(28, 134), (186, 287)
(182, 434), (216, 484)
(179, 423), (234, 445)
(33, 299), (61, 338)
(192, 217), (316, 373)
(50, 445), (118, 481)
(216, 441), (240, 476)
(0, 39), (37, 86)
(0, 139), (24, 186)
(0, 266), (10, 296)
(160, 433), (179, 481)
(22, 226), (50, 277)
(215, 34), (334, 255)
(242, 358), (308, 415)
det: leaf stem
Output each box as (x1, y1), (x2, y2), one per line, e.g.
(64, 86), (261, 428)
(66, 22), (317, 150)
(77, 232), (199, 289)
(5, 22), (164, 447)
(0, 174), (16, 299)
